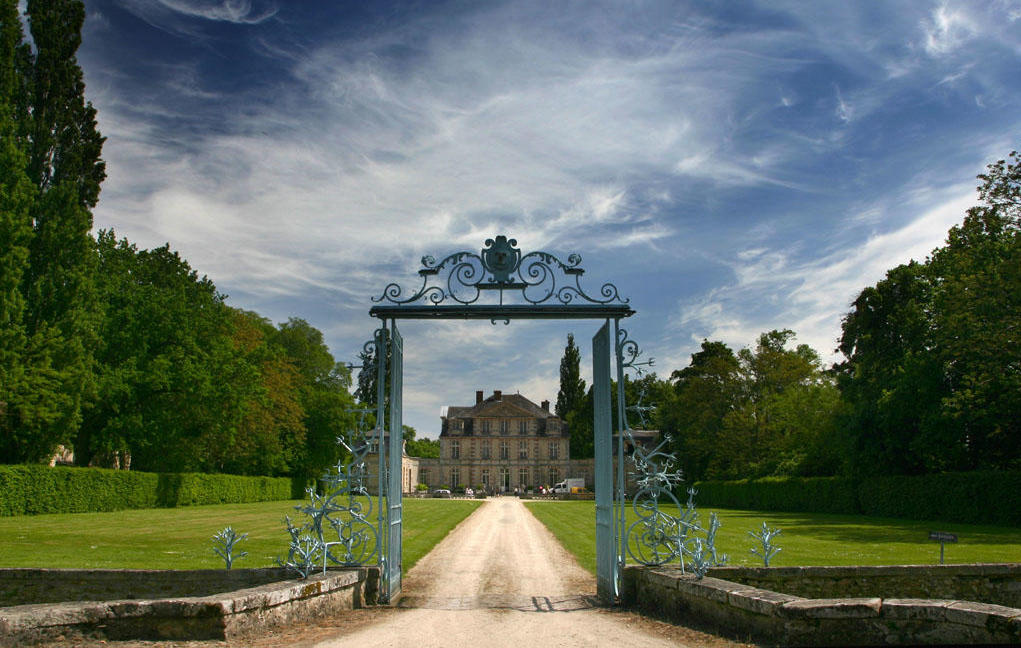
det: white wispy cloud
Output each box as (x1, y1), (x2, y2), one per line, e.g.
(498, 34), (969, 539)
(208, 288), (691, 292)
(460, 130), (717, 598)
(670, 182), (977, 363)
(81, 1), (1021, 434)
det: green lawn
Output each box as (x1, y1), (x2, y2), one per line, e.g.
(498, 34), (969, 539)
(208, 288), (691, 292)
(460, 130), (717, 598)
(0, 498), (481, 574)
(525, 501), (1021, 575)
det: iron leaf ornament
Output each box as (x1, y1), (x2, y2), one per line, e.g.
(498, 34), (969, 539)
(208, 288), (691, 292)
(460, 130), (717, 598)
(372, 235), (629, 308)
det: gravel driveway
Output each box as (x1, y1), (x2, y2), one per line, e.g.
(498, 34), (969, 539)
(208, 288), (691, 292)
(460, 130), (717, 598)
(309, 497), (754, 648)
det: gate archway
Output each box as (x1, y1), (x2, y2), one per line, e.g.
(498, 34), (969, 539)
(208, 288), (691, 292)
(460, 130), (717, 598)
(364, 235), (641, 603)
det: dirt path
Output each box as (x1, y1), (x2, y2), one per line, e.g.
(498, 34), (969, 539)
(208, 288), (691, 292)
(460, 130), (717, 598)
(309, 497), (753, 648)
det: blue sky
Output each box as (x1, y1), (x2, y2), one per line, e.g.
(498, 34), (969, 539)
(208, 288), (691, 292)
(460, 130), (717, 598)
(75, 0), (1020, 438)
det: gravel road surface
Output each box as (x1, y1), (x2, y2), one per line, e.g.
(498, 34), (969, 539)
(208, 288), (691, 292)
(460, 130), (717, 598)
(310, 497), (753, 648)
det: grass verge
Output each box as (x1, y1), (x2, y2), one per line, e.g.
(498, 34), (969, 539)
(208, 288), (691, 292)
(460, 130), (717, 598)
(524, 500), (1021, 575)
(0, 497), (481, 575)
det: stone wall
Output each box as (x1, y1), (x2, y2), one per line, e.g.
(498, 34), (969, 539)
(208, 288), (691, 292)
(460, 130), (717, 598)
(1, 567), (296, 605)
(623, 565), (1021, 646)
(709, 564), (1021, 609)
(0, 567), (378, 646)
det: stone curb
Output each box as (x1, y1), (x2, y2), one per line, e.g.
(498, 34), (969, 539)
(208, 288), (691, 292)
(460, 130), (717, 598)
(0, 568), (375, 646)
(623, 565), (1021, 645)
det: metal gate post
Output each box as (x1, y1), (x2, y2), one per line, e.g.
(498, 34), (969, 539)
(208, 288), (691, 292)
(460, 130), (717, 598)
(373, 324), (389, 600)
(593, 320), (616, 601)
(613, 318), (627, 588)
(387, 322), (404, 601)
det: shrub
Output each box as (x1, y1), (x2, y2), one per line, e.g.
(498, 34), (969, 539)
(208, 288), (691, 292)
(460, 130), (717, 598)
(694, 472), (1021, 526)
(859, 471), (1021, 526)
(695, 476), (859, 515)
(0, 465), (291, 516)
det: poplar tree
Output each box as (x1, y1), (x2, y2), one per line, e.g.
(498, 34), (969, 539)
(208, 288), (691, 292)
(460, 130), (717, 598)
(0, 0), (43, 459)
(555, 333), (586, 421)
(0, 0), (104, 461)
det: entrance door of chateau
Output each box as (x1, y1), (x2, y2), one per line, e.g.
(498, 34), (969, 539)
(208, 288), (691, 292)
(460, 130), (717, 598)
(366, 235), (643, 604)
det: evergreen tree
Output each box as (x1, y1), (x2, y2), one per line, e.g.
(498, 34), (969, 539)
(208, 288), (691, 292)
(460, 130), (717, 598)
(0, 0), (103, 461)
(555, 333), (586, 420)
(0, 0), (47, 459)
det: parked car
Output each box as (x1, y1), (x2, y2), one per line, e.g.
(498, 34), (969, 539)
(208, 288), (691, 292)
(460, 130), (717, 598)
(432, 489), (451, 498)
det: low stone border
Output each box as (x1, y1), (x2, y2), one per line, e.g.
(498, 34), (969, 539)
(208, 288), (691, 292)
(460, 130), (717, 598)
(0, 567), (378, 646)
(623, 565), (1021, 646)
(708, 564), (1021, 609)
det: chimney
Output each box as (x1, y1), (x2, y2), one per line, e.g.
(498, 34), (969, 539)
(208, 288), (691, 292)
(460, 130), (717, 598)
(476, 390), (484, 405)
(493, 390), (502, 401)
(541, 400), (550, 412)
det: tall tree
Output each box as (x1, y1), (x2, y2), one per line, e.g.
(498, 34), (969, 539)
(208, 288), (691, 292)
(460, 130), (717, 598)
(926, 151), (1021, 470)
(79, 232), (252, 472)
(1, 0), (100, 461)
(555, 333), (586, 420)
(22, 0), (105, 207)
(836, 262), (937, 475)
(661, 332), (842, 480)
(0, 0), (55, 461)
(837, 150), (1021, 474)
(271, 318), (355, 484)
(660, 340), (742, 481)
(0, 0), (104, 461)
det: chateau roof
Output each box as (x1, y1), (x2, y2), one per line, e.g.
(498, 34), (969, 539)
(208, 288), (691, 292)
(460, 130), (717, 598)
(446, 392), (556, 420)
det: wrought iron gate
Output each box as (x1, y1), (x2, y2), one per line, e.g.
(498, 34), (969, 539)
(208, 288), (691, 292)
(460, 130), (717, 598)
(364, 235), (641, 603)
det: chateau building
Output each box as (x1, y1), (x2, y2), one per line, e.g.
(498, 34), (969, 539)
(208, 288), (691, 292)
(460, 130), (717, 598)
(416, 390), (570, 493)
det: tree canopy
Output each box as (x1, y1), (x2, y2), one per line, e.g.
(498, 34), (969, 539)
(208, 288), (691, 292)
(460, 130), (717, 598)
(836, 150), (1021, 475)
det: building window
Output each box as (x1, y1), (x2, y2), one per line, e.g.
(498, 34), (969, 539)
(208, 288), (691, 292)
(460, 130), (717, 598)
(450, 440), (460, 459)
(518, 468), (529, 488)
(500, 468), (510, 490)
(518, 440), (528, 459)
(519, 420), (527, 434)
(481, 442), (491, 459)
(421, 468), (429, 483)
(549, 420), (558, 433)
(500, 420), (509, 435)
(482, 420), (491, 434)
(481, 469), (490, 487)
(548, 467), (558, 486)
(500, 441), (509, 460)
(548, 441), (559, 459)
(451, 468), (459, 488)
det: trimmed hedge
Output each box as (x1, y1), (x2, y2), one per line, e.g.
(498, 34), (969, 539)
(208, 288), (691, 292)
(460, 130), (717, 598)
(0, 465), (292, 516)
(694, 471), (1021, 526)
(694, 476), (859, 515)
(858, 471), (1021, 526)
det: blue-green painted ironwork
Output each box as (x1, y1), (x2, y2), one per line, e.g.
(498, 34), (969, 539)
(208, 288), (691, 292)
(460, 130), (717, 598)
(365, 235), (638, 604)
(749, 521), (782, 567)
(278, 402), (382, 578)
(373, 325), (391, 600)
(593, 321), (616, 600)
(612, 326), (726, 579)
(372, 235), (631, 312)
(386, 322), (404, 599)
(212, 527), (247, 570)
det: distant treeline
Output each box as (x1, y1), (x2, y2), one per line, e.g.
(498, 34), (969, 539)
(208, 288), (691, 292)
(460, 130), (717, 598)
(557, 149), (1020, 483)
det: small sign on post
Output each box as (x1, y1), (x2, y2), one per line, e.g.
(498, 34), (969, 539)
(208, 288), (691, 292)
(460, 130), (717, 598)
(928, 531), (958, 564)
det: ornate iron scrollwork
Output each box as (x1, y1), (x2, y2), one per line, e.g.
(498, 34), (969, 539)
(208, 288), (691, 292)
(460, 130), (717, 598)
(372, 235), (629, 307)
(616, 329), (726, 578)
(279, 401), (381, 577)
